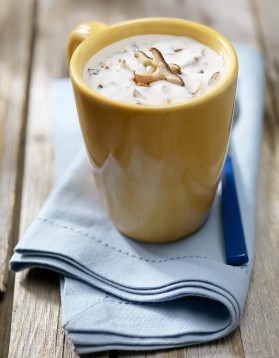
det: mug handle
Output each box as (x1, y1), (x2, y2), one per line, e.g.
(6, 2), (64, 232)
(67, 21), (107, 64)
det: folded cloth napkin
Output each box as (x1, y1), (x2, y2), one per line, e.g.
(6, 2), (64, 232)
(10, 45), (264, 354)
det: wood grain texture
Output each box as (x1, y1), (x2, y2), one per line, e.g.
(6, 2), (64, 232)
(8, 0), (110, 356)
(236, 1), (279, 357)
(0, 0), (36, 356)
(0, 274), (15, 358)
(180, 0), (259, 48)
(0, 0), (35, 292)
(252, 0), (279, 119)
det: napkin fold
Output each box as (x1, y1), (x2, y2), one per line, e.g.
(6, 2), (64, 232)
(10, 45), (265, 354)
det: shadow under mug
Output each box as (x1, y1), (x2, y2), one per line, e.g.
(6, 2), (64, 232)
(68, 17), (238, 243)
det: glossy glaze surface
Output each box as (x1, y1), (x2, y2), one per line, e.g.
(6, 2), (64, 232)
(68, 18), (238, 243)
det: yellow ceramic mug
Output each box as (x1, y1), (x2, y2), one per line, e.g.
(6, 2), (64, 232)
(68, 17), (238, 243)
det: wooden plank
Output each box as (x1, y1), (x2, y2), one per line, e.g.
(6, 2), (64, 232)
(236, 1), (279, 357)
(0, 0), (36, 291)
(7, 0), (89, 355)
(0, 0), (36, 356)
(0, 275), (16, 358)
(180, 0), (259, 48)
(252, 0), (279, 119)
(142, 0), (186, 18)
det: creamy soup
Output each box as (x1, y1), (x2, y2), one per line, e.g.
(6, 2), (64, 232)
(83, 34), (226, 105)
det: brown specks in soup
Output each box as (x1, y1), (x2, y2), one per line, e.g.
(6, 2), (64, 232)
(87, 68), (99, 76)
(83, 35), (226, 105)
(208, 71), (221, 85)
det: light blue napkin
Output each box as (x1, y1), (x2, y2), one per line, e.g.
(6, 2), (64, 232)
(10, 45), (264, 354)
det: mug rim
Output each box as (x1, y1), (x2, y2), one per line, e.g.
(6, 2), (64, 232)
(69, 17), (238, 111)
